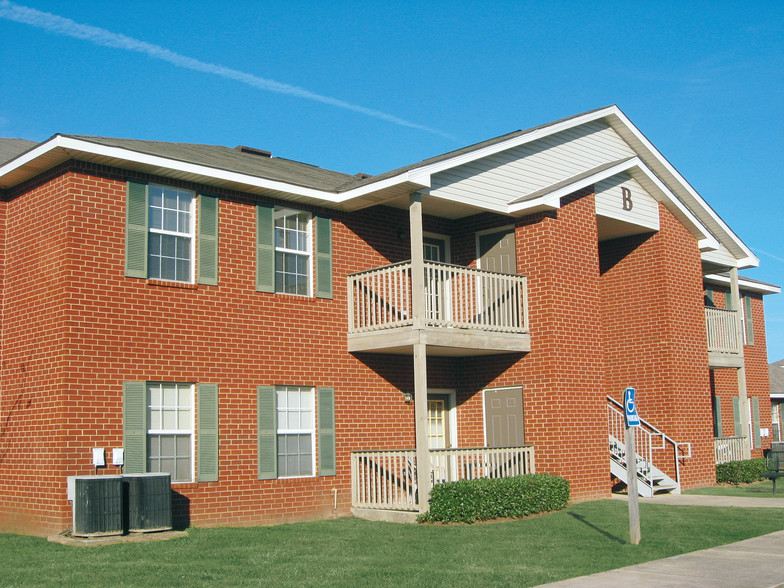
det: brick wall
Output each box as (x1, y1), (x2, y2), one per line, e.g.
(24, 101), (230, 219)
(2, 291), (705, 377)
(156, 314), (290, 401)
(0, 162), (772, 535)
(599, 205), (714, 488)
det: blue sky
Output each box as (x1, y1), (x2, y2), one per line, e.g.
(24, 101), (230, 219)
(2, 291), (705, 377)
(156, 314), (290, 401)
(1, 0), (783, 361)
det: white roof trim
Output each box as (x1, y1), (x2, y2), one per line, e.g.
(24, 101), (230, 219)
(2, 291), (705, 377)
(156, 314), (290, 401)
(604, 109), (757, 267)
(0, 135), (430, 204)
(0, 108), (760, 268)
(704, 273), (780, 294)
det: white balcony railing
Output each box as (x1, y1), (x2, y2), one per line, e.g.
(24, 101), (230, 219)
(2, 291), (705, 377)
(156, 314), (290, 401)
(714, 436), (747, 464)
(348, 261), (528, 334)
(705, 307), (741, 355)
(351, 446), (535, 511)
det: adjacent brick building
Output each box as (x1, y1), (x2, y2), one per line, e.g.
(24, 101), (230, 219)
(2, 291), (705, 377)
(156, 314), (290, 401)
(0, 106), (777, 536)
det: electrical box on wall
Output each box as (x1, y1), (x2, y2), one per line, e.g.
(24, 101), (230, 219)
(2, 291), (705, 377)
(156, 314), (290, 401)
(92, 448), (105, 467)
(112, 448), (124, 466)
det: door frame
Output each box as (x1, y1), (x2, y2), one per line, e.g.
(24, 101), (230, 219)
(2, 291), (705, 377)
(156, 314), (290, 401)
(475, 225), (515, 271)
(428, 389), (457, 449)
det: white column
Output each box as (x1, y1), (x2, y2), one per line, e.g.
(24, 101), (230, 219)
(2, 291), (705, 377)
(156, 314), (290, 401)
(409, 193), (431, 512)
(730, 267), (751, 459)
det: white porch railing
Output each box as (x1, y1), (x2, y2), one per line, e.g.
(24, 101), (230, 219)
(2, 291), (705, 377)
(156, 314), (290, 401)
(607, 396), (691, 491)
(714, 436), (746, 464)
(347, 261), (528, 334)
(351, 446), (535, 511)
(705, 307), (741, 355)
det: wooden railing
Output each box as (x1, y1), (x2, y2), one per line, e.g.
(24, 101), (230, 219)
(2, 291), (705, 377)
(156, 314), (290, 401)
(348, 261), (528, 334)
(714, 436), (746, 464)
(351, 446), (535, 511)
(705, 307), (741, 355)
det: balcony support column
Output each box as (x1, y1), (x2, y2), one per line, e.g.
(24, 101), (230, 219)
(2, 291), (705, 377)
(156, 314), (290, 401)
(730, 267), (751, 459)
(413, 341), (431, 513)
(410, 192), (425, 329)
(409, 192), (431, 512)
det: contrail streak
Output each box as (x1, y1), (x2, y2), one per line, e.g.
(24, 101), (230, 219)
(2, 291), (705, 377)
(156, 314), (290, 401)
(0, 1), (456, 140)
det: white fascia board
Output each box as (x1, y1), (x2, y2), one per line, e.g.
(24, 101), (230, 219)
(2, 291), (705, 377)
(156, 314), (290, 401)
(54, 136), (343, 202)
(628, 159), (711, 243)
(507, 157), (643, 215)
(0, 136), (63, 177)
(606, 109), (756, 264)
(704, 273), (780, 294)
(1, 135), (431, 207)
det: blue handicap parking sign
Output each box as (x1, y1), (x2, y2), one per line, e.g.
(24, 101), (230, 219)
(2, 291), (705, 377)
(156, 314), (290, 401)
(624, 387), (640, 427)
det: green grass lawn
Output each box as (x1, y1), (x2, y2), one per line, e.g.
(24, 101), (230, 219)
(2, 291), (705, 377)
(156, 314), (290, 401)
(685, 480), (782, 497)
(2, 500), (783, 587)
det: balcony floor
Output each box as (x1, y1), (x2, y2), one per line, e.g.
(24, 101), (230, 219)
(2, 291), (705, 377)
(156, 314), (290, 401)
(347, 325), (531, 356)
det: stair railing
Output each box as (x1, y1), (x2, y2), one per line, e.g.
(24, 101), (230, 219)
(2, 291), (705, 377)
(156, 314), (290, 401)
(607, 396), (691, 491)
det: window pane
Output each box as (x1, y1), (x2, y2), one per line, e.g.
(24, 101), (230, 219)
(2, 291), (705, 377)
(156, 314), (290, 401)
(160, 435), (175, 455)
(178, 408), (191, 430)
(163, 189), (177, 211)
(175, 457), (191, 482)
(148, 436), (161, 458)
(163, 209), (178, 232)
(163, 385), (177, 407)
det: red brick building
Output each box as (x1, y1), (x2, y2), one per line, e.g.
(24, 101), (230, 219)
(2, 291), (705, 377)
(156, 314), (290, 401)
(0, 106), (777, 536)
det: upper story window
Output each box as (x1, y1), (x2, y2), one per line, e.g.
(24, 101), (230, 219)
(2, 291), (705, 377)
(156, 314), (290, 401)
(125, 181), (218, 286)
(148, 185), (194, 283)
(274, 208), (312, 296)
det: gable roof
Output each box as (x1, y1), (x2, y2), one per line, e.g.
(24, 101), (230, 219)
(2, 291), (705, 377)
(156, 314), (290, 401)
(0, 106), (758, 268)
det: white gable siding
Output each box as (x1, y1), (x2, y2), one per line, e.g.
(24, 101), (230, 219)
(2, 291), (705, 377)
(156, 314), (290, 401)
(595, 173), (660, 232)
(428, 120), (636, 211)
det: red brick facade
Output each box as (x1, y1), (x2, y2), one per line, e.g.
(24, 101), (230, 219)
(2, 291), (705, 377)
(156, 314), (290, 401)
(0, 151), (775, 536)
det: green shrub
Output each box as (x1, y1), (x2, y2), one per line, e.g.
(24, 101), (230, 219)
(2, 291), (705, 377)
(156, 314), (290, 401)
(418, 473), (569, 524)
(716, 458), (767, 484)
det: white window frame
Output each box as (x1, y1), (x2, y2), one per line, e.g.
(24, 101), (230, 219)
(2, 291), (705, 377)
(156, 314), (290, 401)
(148, 184), (195, 284)
(147, 382), (195, 483)
(274, 208), (313, 296)
(276, 386), (316, 478)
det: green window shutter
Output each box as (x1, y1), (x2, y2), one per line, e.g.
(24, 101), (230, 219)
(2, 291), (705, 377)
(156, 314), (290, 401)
(732, 397), (742, 437)
(257, 386), (277, 479)
(752, 397), (761, 448)
(318, 387), (336, 476)
(315, 215), (333, 299)
(197, 194), (219, 285)
(256, 205), (275, 293)
(705, 287), (714, 307)
(724, 290), (732, 310)
(125, 181), (148, 278)
(123, 381), (147, 474)
(197, 383), (219, 482)
(712, 396), (722, 437)
(744, 296), (754, 345)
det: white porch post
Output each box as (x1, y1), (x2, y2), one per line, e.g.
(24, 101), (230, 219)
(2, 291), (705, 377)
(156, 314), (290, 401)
(730, 267), (752, 459)
(410, 192), (431, 512)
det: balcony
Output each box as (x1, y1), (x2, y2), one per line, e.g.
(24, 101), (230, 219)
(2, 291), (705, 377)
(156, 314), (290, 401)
(351, 446), (535, 515)
(347, 261), (530, 356)
(705, 307), (743, 368)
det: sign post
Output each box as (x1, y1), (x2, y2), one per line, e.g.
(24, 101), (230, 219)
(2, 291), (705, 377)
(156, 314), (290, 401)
(624, 387), (641, 545)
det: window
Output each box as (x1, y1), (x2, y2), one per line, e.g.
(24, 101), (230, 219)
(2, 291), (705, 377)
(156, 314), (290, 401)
(255, 205), (331, 298)
(274, 208), (311, 295)
(257, 386), (335, 480)
(148, 185), (194, 282)
(123, 381), (219, 483)
(276, 386), (315, 477)
(147, 382), (194, 482)
(125, 181), (219, 285)
(742, 295), (754, 345)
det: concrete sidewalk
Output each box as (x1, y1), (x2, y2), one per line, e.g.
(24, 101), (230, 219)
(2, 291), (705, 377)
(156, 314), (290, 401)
(538, 493), (784, 587)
